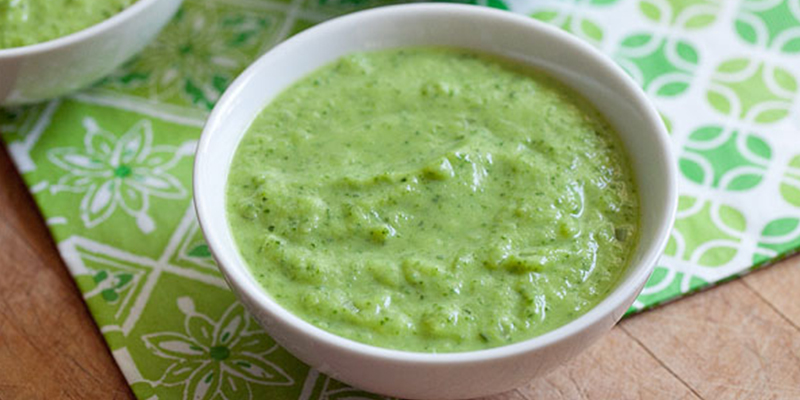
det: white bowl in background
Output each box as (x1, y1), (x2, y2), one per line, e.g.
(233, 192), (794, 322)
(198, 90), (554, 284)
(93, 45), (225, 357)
(0, 0), (183, 106)
(194, 4), (677, 399)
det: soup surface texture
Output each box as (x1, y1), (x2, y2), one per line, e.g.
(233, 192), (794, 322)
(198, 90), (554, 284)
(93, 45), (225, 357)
(0, 0), (137, 49)
(227, 48), (639, 352)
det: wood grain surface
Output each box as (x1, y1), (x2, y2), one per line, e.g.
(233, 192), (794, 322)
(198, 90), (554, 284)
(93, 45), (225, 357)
(1, 143), (799, 400)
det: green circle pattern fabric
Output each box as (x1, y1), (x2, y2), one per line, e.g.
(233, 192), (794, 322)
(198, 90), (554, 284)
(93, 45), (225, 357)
(1, 0), (799, 398)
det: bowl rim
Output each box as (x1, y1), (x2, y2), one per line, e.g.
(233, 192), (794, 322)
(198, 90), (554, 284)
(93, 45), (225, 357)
(194, 3), (678, 364)
(0, 0), (162, 57)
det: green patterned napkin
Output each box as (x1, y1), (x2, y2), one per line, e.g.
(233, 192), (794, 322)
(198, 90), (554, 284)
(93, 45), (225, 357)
(2, 0), (799, 398)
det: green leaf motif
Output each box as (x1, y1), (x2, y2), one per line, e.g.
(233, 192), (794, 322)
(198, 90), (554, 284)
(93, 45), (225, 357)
(621, 34), (651, 47)
(679, 158), (706, 184)
(755, 217), (800, 265)
(615, 33), (698, 97)
(102, 289), (120, 302)
(530, 11), (606, 46)
(781, 155), (800, 208)
(735, 0), (800, 52)
(697, 246), (738, 267)
(707, 91), (732, 116)
(688, 125), (722, 141)
(531, 10), (559, 22)
(684, 12), (716, 29)
(676, 41), (699, 64)
(719, 205), (747, 232)
(717, 58), (750, 74)
(94, 270), (109, 283)
(485, 0), (509, 10)
(638, 0), (721, 29)
(747, 135), (772, 158)
(580, 19), (604, 42)
(707, 58), (797, 123)
(671, 196), (745, 268)
(665, 235), (679, 256)
(660, 112), (673, 134)
(680, 126), (771, 191)
(117, 273), (134, 288)
(762, 218), (800, 237)
(188, 244), (212, 258)
(781, 184), (800, 208)
(639, 1), (662, 22)
(645, 267), (671, 289)
(677, 195), (699, 212)
(735, 20), (758, 45)
(656, 81), (690, 96)
(118, 72), (150, 85)
(86, 268), (138, 304)
(726, 174), (762, 191)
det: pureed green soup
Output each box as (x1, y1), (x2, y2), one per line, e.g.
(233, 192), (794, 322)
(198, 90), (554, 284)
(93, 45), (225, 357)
(227, 48), (639, 352)
(0, 0), (138, 49)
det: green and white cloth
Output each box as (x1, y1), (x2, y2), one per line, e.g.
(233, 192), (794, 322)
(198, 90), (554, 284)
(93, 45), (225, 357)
(1, 0), (799, 398)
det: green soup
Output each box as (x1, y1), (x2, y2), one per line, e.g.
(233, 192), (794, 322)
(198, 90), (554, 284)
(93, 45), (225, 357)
(227, 48), (639, 352)
(0, 0), (138, 49)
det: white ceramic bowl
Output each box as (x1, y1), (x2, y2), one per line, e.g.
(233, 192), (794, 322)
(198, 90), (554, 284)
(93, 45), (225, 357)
(194, 4), (677, 399)
(0, 0), (182, 105)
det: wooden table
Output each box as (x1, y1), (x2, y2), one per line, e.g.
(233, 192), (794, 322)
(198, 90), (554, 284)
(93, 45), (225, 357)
(2, 144), (799, 400)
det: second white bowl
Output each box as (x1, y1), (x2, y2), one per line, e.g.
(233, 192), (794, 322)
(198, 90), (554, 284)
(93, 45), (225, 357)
(0, 0), (182, 105)
(194, 4), (677, 399)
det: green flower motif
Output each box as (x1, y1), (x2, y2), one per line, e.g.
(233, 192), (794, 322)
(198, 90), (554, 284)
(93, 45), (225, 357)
(615, 32), (699, 97)
(679, 125), (771, 191)
(735, 0), (800, 52)
(46, 118), (189, 233)
(670, 196), (746, 267)
(707, 58), (797, 123)
(101, 0), (281, 110)
(780, 154), (800, 208)
(639, 0), (722, 29)
(143, 297), (293, 400)
(754, 217), (800, 264)
(531, 0), (614, 46)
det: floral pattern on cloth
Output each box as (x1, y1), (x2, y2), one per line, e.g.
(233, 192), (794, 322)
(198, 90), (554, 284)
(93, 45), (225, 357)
(48, 118), (190, 233)
(143, 298), (294, 400)
(1, 0), (799, 398)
